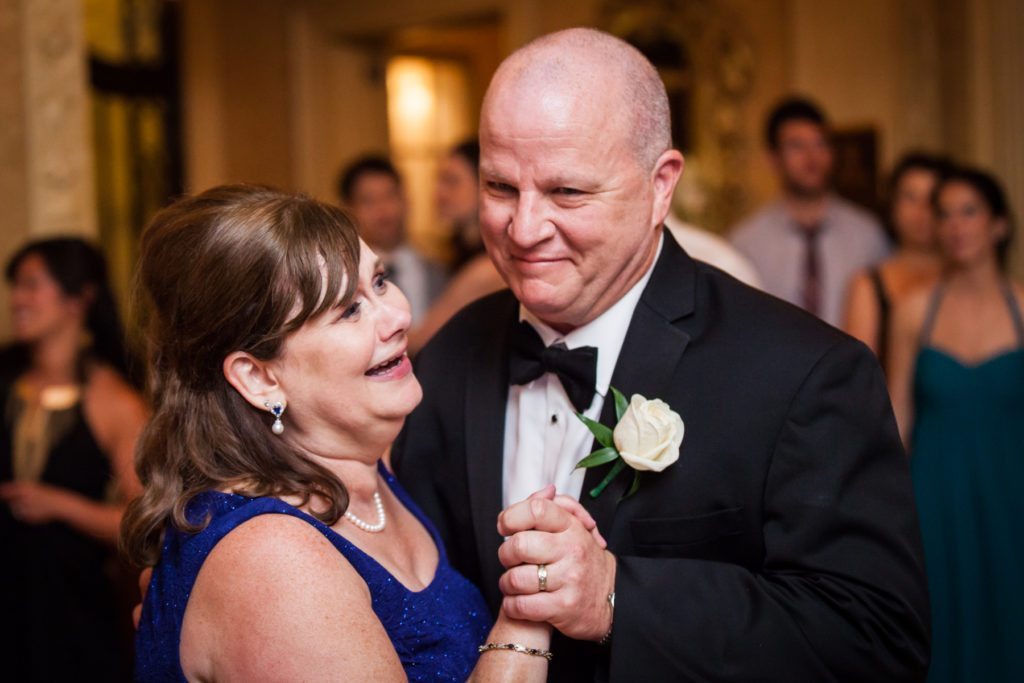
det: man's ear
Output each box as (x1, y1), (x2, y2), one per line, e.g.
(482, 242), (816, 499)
(223, 351), (284, 411)
(650, 149), (685, 229)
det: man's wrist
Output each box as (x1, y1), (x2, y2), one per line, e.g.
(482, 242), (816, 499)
(598, 590), (615, 645)
(598, 550), (616, 644)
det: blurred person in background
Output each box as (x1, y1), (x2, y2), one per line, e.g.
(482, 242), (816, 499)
(439, 139), (486, 273)
(843, 153), (948, 372)
(339, 155), (446, 324)
(730, 97), (889, 326)
(0, 237), (146, 682)
(409, 139), (505, 354)
(663, 213), (762, 288)
(888, 167), (1023, 683)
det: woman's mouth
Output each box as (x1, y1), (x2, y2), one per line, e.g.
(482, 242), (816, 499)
(365, 353), (412, 380)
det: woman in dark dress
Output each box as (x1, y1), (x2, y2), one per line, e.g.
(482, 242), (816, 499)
(0, 238), (147, 682)
(843, 153), (948, 372)
(126, 186), (599, 681)
(889, 167), (1023, 683)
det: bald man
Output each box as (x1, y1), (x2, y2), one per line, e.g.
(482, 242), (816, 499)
(393, 28), (929, 681)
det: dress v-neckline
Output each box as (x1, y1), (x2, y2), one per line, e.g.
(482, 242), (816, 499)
(920, 345), (1024, 371)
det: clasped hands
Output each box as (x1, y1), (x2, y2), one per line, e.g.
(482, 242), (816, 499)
(496, 485), (616, 641)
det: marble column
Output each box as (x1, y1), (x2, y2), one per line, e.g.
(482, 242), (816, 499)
(0, 0), (97, 339)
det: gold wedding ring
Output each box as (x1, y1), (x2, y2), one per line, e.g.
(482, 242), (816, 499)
(537, 563), (548, 592)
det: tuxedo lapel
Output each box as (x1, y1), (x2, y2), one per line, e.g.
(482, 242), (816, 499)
(581, 231), (697, 535)
(464, 296), (517, 605)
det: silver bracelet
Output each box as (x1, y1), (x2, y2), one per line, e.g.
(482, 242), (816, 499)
(478, 642), (554, 661)
(598, 591), (615, 646)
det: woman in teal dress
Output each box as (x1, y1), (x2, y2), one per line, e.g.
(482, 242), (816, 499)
(889, 166), (1023, 682)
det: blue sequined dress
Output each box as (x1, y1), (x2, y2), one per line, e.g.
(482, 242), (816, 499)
(135, 463), (491, 682)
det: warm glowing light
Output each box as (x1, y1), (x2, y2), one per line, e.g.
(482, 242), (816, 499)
(387, 57), (437, 148)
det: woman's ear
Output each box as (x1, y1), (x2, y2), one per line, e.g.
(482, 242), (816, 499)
(223, 351), (284, 411)
(993, 217), (1009, 242)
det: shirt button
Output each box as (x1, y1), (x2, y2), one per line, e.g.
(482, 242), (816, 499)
(551, 414), (558, 424)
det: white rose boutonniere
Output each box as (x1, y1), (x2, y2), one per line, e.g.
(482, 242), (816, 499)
(574, 387), (685, 499)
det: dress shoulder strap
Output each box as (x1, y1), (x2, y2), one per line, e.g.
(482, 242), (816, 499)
(869, 267), (891, 370)
(1001, 281), (1024, 346)
(918, 285), (945, 348)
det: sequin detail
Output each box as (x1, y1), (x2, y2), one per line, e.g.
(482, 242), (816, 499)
(135, 462), (490, 682)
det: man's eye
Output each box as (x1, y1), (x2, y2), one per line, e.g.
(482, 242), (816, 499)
(487, 181), (515, 194)
(554, 187), (584, 196)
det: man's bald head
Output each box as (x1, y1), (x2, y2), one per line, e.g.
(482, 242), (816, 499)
(482, 28), (672, 171)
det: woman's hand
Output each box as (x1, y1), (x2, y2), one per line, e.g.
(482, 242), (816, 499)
(0, 481), (72, 524)
(522, 485), (607, 549)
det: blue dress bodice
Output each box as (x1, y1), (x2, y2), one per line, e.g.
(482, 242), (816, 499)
(135, 463), (490, 682)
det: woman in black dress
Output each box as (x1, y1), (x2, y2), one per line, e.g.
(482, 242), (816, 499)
(843, 153), (948, 372)
(0, 238), (146, 681)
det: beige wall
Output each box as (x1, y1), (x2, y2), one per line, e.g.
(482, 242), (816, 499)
(786, 0), (944, 170)
(182, 0), (296, 191)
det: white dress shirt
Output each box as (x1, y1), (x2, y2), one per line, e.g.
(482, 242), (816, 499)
(502, 236), (662, 507)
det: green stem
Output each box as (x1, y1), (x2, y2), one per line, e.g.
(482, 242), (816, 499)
(589, 459), (627, 498)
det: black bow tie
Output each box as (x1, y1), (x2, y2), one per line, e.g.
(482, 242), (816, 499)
(509, 321), (598, 412)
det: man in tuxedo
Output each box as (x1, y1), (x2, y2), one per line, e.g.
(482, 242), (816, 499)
(392, 28), (929, 681)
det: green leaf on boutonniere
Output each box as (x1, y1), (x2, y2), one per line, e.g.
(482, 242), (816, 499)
(625, 470), (641, 499)
(589, 459), (627, 498)
(575, 413), (614, 449)
(575, 446), (619, 470)
(611, 386), (629, 422)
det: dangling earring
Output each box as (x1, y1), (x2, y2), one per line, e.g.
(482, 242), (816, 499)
(264, 401), (285, 435)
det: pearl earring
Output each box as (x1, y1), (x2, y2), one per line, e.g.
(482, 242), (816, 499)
(264, 401), (285, 435)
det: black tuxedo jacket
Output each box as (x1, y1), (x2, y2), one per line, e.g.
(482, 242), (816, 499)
(393, 232), (929, 681)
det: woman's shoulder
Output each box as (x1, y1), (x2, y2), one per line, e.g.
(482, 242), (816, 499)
(891, 283), (937, 335)
(179, 510), (404, 681)
(81, 363), (148, 445)
(203, 511), (359, 581)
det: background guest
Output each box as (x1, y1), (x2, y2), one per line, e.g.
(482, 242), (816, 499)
(843, 153), (948, 371)
(409, 140), (505, 354)
(730, 97), (890, 326)
(338, 155), (446, 323)
(0, 238), (146, 682)
(663, 212), (762, 288)
(888, 166), (1023, 683)
(438, 139), (486, 273)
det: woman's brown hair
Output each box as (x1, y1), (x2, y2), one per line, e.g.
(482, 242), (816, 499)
(121, 184), (361, 567)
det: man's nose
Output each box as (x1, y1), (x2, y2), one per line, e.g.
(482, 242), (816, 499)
(508, 193), (555, 248)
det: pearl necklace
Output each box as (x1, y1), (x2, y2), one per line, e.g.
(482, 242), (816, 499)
(343, 491), (386, 533)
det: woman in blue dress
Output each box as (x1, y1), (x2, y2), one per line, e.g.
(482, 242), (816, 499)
(124, 185), (596, 681)
(889, 166), (1023, 683)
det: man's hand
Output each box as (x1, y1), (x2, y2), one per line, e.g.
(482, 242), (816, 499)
(496, 492), (615, 641)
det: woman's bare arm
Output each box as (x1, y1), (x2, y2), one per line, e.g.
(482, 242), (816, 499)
(842, 270), (881, 357)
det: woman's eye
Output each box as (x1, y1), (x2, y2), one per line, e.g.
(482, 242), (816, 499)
(339, 301), (361, 321)
(373, 272), (389, 292)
